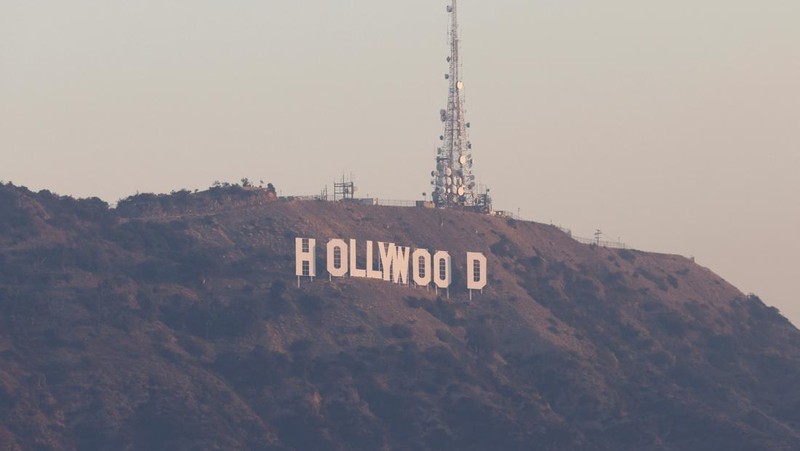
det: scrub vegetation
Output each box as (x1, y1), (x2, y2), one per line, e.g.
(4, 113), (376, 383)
(0, 182), (799, 450)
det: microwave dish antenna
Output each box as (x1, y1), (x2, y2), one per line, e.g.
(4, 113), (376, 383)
(428, 0), (492, 214)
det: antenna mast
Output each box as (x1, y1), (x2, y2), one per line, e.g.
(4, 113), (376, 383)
(430, 0), (491, 213)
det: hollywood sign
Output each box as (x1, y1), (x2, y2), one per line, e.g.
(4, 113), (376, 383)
(295, 238), (488, 294)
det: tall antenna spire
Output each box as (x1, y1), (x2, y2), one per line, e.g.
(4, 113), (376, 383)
(430, 0), (491, 213)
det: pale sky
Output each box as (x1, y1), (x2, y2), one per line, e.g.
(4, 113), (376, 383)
(2, 1), (798, 324)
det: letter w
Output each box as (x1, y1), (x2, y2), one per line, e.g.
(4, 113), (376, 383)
(378, 242), (410, 284)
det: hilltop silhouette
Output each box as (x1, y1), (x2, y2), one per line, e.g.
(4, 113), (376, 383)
(0, 182), (798, 450)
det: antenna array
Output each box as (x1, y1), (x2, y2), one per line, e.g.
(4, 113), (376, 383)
(430, 0), (491, 213)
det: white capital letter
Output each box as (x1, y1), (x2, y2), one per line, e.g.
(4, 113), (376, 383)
(295, 238), (316, 277)
(466, 252), (487, 290)
(433, 251), (451, 289)
(378, 242), (396, 281)
(412, 249), (432, 287)
(366, 241), (383, 280)
(349, 239), (367, 278)
(392, 246), (411, 284)
(326, 239), (348, 277)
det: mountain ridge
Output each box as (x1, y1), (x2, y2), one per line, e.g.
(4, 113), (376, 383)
(0, 182), (798, 450)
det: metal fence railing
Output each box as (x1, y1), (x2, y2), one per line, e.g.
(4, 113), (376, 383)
(375, 199), (419, 207)
(552, 225), (629, 249)
(286, 196), (632, 250)
(571, 236), (629, 249)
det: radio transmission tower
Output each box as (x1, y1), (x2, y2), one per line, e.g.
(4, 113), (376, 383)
(430, 0), (491, 213)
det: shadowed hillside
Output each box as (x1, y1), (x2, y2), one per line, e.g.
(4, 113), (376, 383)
(1, 182), (799, 450)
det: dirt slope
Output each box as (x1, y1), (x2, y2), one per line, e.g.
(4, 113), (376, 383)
(0, 183), (798, 450)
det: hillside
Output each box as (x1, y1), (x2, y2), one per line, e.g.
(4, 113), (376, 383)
(1, 182), (799, 450)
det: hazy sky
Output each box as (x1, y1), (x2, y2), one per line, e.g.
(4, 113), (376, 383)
(2, 1), (798, 323)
